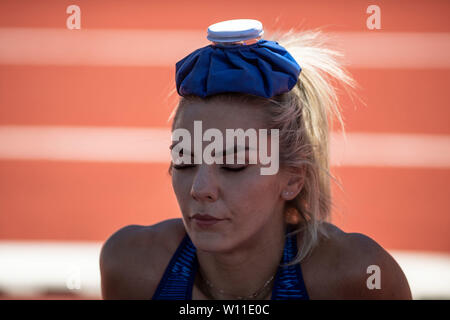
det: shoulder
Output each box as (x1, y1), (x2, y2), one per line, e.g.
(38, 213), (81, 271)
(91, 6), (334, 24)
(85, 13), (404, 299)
(99, 218), (186, 299)
(301, 222), (412, 299)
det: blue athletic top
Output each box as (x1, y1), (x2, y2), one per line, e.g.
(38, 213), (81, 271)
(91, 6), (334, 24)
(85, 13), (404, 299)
(152, 228), (309, 300)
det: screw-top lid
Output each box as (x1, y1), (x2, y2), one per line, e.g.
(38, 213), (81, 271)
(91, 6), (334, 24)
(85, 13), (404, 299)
(207, 19), (264, 44)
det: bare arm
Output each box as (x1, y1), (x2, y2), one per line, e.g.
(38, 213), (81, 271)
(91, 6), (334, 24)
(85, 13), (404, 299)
(99, 224), (154, 299)
(340, 233), (412, 300)
(99, 219), (185, 299)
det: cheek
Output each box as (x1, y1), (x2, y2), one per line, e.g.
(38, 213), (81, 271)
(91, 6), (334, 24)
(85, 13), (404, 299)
(171, 173), (193, 209)
(224, 173), (281, 219)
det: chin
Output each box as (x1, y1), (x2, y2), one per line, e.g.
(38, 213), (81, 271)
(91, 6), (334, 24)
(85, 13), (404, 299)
(188, 229), (234, 253)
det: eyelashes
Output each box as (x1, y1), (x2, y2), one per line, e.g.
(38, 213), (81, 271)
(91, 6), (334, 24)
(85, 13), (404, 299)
(172, 164), (247, 172)
(172, 164), (195, 170)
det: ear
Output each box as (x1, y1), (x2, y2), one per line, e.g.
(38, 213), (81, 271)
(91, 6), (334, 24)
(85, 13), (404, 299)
(281, 166), (305, 201)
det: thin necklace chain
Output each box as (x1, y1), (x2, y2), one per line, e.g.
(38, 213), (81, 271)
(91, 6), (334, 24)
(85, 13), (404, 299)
(199, 268), (275, 300)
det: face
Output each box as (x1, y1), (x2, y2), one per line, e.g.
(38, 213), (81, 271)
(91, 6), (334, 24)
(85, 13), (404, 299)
(171, 99), (290, 253)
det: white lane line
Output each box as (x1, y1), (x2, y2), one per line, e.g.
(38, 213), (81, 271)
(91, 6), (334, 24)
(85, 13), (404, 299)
(392, 251), (450, 300)
(330, 32), (450, 69)
(0, 241), (448, 299)
(0, 28), (449, 68)
(0, 28), (207, 66)
(330, 132), (450, 168)
(0, 126), (171, 163)
(0, 242), (102, 297)
(0, 126), (449, 168)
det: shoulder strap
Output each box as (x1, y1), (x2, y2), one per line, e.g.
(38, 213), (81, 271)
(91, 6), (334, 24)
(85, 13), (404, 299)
(271, 231), (310, 300)
(152, 234), (198, 300)
(152, 229), (309, 300)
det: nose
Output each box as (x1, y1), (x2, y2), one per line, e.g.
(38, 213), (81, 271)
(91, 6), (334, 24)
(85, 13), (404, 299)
(190, 164), (219, 202)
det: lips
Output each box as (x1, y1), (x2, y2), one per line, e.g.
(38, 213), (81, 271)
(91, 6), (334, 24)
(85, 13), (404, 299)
(192, 213), (221, 220)
(191, 213), (224, 227)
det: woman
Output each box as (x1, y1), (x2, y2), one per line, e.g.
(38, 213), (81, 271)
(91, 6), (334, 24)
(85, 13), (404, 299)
(100, 19), (412, 300)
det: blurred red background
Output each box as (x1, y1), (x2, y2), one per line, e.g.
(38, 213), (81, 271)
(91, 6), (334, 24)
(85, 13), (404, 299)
(0, 0), (449, 299)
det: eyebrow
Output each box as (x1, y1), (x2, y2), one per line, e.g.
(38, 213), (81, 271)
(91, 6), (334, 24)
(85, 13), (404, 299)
(169, 143), (252, 157)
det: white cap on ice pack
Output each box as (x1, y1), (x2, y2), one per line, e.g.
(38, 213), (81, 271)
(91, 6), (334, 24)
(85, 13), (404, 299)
(207, 19), (264, 45)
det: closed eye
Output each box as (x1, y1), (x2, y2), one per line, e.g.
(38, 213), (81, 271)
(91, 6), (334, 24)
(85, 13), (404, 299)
(172, 164), (248, 172)
(221, 166), (247, 172)
(172, 164), (195, 170)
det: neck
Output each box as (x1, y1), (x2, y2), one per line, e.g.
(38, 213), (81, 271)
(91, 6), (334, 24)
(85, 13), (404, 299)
(195, 220), (286, 299)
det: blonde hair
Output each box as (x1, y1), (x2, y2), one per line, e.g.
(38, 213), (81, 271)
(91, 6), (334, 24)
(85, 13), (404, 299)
(167, 28), (358, 265)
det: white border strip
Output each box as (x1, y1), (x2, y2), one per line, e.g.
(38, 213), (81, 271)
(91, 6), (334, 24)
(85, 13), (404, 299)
(0, 126), (449, 168)
(0, 28), (449, 68)
(0, 126), (171, 163)
(0, 242), (102, 297)
(0, 241), (448, 299)
(330, 132), (450, 168)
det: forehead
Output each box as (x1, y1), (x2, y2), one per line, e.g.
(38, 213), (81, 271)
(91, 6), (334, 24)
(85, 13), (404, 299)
(175, 99), (268, 132)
